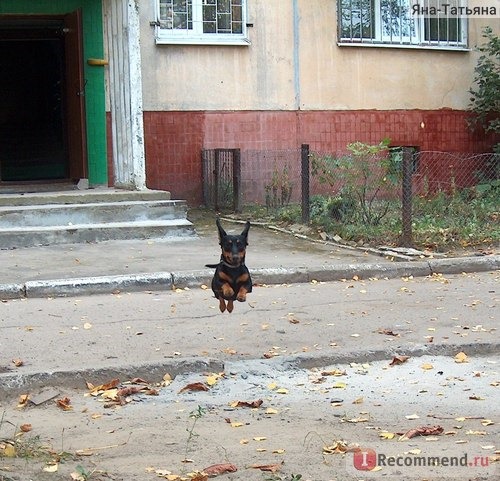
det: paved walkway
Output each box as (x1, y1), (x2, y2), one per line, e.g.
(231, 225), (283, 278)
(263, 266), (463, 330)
(0, 214), (498, 298)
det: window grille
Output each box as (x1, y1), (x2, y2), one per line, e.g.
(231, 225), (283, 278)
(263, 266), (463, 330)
(338, 0), (468, 49)
(155, 0), (249, 45)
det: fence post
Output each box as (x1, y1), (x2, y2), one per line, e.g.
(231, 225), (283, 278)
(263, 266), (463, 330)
(401, 147), (413, 247)
(301, 144), (310, 224)
(233, 149), (242, 213)
(214, 149), (220, 211)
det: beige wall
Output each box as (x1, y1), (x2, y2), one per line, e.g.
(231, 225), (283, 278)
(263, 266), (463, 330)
(139, 0), (498, 111)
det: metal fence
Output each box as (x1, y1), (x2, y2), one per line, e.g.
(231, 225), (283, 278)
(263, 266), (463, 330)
(202, 146), (499, 247)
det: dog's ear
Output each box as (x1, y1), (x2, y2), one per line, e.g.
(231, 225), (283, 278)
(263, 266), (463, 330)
(216, 217), (227, 244)
(240, 221), (250, 243)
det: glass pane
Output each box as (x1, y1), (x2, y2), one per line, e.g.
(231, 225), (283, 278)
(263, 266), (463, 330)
(232, 21), (243, 34)
(380, 0), (416, 41)
(217, 0), (231, 14)
(217, 13), (231, 32)
(340, 0), (375, 39)
(159, 0), (192, 30)
(425, 17), (460, 42)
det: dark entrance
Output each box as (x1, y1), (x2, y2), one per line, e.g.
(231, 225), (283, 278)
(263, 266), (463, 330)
(0, 12), (86, 183)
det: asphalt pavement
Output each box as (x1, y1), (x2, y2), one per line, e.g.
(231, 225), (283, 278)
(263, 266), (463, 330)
(0, 213), (498, 299)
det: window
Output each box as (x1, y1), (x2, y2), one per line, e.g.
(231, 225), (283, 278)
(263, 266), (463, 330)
(155, 0), (249, 45)
(338, 0), (468, 49)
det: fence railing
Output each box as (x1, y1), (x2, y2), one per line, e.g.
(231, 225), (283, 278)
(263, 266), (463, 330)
(202, 146), (499, 248)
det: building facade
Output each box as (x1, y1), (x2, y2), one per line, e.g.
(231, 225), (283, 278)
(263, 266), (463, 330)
(0, 1), (497, 203)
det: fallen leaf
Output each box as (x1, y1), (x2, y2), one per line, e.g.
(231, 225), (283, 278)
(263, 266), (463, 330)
(405, 414), (420, 420)
(231, 422), (244, 428)
(378, 328), (399, 336)
(231, 399), (263, 409)
(421, 363), (434, 370)
(253, 436), (267, 441)
(407, 448), (422, 455)
(265, 408), (279, 415)
(323, 443), (344, 454)
(20, 423), (32, 432)
(43, 463), (58, 472)
(56, 397), (73, 411)
(206, 373), (224, 386)
(481, 419), (494, 426)
(2, 444), (16, 457)
(88, 378), (120, 394)
(178, 382), (209, 394)
(379, 431), (396, 440)
(17, 394), (29, 408)
(469, 395), (485, 400)
(250, 463), (281, 473)
(399, 425), (443, 440)
(332, 382), (346, 389)
(389, 355), (410, 366)
(454, 352), (469, 363)
(203, 463), (237, 476)
(12, 358), (24, 367)
(321, 369), (346, 376)
(275, 388), (288, 394)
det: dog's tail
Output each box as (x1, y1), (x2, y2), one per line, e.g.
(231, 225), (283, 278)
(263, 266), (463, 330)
(205, 263), (220, 269)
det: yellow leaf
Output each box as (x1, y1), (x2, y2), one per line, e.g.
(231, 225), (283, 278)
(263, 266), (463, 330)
(275, 388), (288, 394)
(231, 422), (244, 428)
(421, 363), (434, 370)
(352, 397), (364, 404)
(43, 463), (58, 472)
(256, 448), (267, 452)
(267, 382), (277, 390)
(206, 375), (219, 386)
(83, 322), (92, 330)
(101, 388), (118, 399)
(266, 408), (279, 415)
(332, 382), (346, 389)
(407, 449), (422, 455)
(454, 352), (469, 363)
(379, 431), (395, 440)
(3, 444), (16, 457)
(253, 436), (267, 441)
(240, 439), (249, 445)
(273, 449), (286, 454)
(455, 417), (466, 422)
(481, 419), (494, 426)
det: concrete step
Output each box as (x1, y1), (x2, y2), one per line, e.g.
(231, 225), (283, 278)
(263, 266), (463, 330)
(0, 219), (194, 248)
(0, 188), (171, 207)
(0, 188), (195, 248)
(0, 200), (187, 227)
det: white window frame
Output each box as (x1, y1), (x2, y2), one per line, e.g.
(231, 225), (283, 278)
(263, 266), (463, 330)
(154, 0), (250, 46)
(338, 0), (468, 50)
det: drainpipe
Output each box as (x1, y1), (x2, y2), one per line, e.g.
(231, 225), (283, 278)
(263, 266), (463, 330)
(292, 0), (301, 110)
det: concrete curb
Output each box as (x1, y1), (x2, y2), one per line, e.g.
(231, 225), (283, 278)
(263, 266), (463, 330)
(0, 255), (498, 299)
(0, 357), (224, 396)
(2, 342), (498, 397)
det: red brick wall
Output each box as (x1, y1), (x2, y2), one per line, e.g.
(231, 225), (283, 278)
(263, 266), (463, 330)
(108, 110), (497, 204)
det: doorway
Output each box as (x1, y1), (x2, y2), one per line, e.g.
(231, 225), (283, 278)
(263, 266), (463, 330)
(0, 12), (86, 184)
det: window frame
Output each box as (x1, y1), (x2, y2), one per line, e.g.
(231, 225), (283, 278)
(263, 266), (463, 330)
(154, 0), (250, 46)
(337, 0), (469, 50)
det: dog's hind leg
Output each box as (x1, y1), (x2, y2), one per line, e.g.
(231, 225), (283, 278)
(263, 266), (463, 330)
(219, 298), (227, 312)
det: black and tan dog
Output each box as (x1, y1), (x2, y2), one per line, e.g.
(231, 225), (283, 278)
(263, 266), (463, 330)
(206, 218), (253, 313)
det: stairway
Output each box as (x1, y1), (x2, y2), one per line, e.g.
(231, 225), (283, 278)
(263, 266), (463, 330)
(0, 188), (195, 248)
